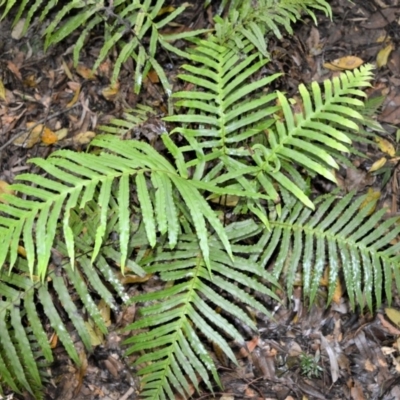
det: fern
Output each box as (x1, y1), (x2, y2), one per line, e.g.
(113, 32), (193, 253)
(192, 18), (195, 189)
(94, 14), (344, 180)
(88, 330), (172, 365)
(1, 0), (398, 399)
(214, 0), (331, 56)
(124, 219), (279, 399)
(0, 0), (208, 94)
(165, 36), (374, 216)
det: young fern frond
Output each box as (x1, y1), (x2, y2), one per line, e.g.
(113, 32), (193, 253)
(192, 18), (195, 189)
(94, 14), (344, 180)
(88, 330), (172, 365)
(124, 220), (280, 400)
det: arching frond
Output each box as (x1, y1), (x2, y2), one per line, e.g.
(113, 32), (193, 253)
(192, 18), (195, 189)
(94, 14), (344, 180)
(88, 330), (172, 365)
(256, 191), (400, 310)
(124, 220), (279, 400)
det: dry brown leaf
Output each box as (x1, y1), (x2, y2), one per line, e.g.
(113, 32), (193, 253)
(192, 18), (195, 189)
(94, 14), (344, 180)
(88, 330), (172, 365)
(369, 157), (387, 172)
(76, 64), (96, 80)
(147, 69), (160, 84)
(377, 313), (400, 335)
(377, 43), (394, 68)
(7, 61), (22, 80)
(323, 56), (364, 71)
(362, 8), (398, 29)
(67, 81), (81, 108)
(102, 82), (120, 100)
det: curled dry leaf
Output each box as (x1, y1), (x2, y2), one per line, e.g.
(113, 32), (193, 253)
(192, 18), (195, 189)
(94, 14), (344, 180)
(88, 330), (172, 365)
(323, 56), (364, 71)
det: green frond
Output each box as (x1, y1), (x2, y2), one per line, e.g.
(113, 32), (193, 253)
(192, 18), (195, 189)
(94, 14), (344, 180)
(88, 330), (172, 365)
(256, 191), (400, 310)
(124, 223), (279, 400)
(215, 0), (331, 52)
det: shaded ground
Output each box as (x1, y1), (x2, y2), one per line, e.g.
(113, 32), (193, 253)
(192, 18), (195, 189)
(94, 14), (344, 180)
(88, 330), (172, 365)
(1, 0), (400, 399)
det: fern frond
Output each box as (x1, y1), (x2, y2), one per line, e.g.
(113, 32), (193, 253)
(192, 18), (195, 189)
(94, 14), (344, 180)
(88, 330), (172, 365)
(256, 191), (400, 310)
(0, 214), (137, 396)
(124, 221), (279, 400)
(215, 0), (331, 54)
(0, 134), (266, 277)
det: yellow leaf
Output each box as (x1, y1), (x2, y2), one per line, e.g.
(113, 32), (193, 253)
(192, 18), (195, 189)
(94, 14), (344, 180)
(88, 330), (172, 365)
(0, 180), (14, 203)
(102, 82), (120, 100)
(18, 245), (27, 257)
(98, 299), (111, 327)
(360, 188), (380, 215)
(13, 123), (44, 148)
(377, 42), (394, 68)
(323, 56), (364, 71)
(375, 136), (396, 157)
(85, 320), (104, 347)
(385, 308), (400, 327)
(73, 131), (96, 145)
(0, 79), (5, 101)
(55, 128), (69, 141)
(369, 157), (387, 172)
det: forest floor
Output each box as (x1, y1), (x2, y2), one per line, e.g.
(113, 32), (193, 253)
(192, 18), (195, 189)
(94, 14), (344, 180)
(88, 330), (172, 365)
(1, 0), (400, 399)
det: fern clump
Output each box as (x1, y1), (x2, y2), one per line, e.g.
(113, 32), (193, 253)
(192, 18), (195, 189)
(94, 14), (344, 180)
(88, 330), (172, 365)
(0, 0), (398, 399)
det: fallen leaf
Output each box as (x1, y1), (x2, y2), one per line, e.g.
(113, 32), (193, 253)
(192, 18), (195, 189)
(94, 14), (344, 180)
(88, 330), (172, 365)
(377, 43), (394, 68)
(0, 79), (5, 101)
(13, 123), (43, 148)
(102, 82), (120, 100)
(369, 157), (387, 172)
(76, 64), (96, 80)
(55, 128), (69, 141)
(0, 180), (14, 203)
(41, 127), (58, 145)
(73, 131), (96, 145)
(385, 308), (400, 327)
(67, 81), (81, 108)
(362, 8), (399, 29)
(147, 69), (160, 84)
(359, 188), (380, 215)
(375, 136), (396, 157)
(11, 19), (26, 40)
(323, 56), (364, 71)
